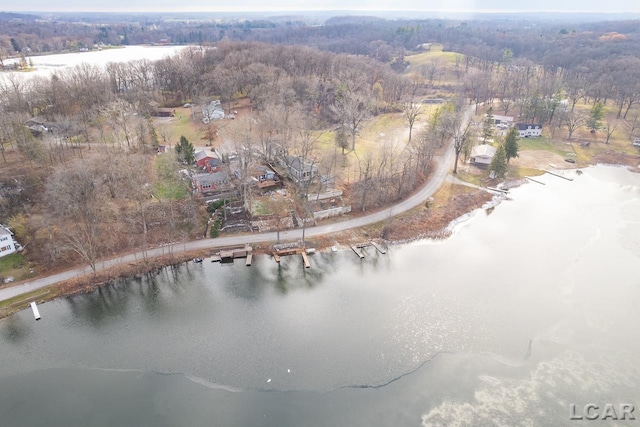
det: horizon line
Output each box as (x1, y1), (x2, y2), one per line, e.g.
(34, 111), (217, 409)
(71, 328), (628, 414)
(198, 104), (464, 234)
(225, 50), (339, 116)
(4, 9), (640, 15)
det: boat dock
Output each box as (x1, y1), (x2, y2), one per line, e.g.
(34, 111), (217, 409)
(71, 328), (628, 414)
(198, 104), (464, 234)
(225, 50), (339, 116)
(272, 246), (314, 268)
(211, 246), (252, 264)
(350, 245), (365, 259)
(526, 176), (546, 185)
(544, 170), (574, 181)
(487, 187), (509, 194)
(30, 301), (41, 321)
(350, 240), (387, 259)
(301, 252), (311, 268)
(369, 240), (387, 254)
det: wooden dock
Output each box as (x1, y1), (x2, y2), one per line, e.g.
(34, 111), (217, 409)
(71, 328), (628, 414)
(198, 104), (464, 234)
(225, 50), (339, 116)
(544, 170), (574, 181)
(526, 176), (546, 185)
(246, 253), (253, 266)
(272, 246), (313, 267)
(487, 187), (509, 193)
(350, 245), (365, 259)
(301, 252), (310, 268)
(370, 241), (387, 254)
(212, 246), (253, 264)
(30, 302), (41, 321)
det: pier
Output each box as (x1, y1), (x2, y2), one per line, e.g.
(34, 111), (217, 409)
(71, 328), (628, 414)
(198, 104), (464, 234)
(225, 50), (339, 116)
(30, 301), (41, 321)
(487, 187), (509, 194)
(271, 245), (314, 268)
(211, 246), (253, 264)
(369, 240), (387, 254)
(350, 245), (365, 259)
(544, 170), (574, 181)
(526, 176), (546, 185)
(301, 252), (311, 268)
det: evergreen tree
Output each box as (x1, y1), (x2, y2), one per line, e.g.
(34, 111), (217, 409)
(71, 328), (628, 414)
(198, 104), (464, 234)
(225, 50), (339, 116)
(483, 107), (494, 143)
(587, 102), (605, 132)
(504, 127), (519, 163)
(175, 135), (195, 164)
(490, 143), (508, 178)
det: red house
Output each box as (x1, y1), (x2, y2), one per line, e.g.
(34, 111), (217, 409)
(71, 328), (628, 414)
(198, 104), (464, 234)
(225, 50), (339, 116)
(195, 150), (218, 168)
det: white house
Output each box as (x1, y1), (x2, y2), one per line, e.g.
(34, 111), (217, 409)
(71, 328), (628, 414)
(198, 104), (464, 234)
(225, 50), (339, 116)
(0, 225), (17, 258)
(470, 145), (496, 168)
(516, 123), (542, 138)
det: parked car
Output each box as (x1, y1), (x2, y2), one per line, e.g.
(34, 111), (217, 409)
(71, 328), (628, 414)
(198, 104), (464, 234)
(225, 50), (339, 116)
(564, 158), (576, 163)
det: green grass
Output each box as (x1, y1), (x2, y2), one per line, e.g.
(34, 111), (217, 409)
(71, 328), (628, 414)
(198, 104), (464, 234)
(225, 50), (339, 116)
(454, 171), (485, 186)
(0, 253), (33, 281)
(154, 107), (204, 147)
(517, 137), (568, 156)
(153, 155), (189, 200)
(510, 166), (545, 178)
(0, 288), (50, 311)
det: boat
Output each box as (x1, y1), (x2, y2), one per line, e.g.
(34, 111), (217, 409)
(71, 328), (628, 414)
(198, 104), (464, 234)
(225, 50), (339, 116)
(193, 258), (203, 263)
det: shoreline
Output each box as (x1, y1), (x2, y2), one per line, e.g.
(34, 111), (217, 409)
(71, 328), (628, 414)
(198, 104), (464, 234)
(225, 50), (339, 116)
(0, 186), (496, 320)
(1, 160), (637, 321)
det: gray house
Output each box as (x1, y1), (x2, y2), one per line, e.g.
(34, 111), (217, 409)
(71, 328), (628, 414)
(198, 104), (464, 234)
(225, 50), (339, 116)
(281, 156), (318, 184)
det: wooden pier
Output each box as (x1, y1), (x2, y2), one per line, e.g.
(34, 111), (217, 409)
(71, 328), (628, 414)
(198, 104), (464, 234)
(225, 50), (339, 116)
(487, 186), (509, 194)
(370, 240), (387, 254)
(301, 252), (311, 268)
(544, 170), (574, 181)
(272, 246), (314, 268)
(526, 176), (546, 185)
(30, 301), (41, 321)
(350, 245), (365, 259)
(212, 246), (253, 264)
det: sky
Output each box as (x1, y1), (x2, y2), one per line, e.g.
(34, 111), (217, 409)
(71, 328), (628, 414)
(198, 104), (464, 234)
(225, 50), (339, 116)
(3, 0), (640, 13)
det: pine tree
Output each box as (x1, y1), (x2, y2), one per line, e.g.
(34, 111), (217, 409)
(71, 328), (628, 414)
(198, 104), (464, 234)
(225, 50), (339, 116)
(483, 107), (494, 143)
(175, 135), (195, 164)
(504, 127), (519, 163)
(490, 143), (508, 178)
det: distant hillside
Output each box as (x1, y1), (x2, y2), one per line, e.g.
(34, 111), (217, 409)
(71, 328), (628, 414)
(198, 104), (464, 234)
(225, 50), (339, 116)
(0, 12), (39, 21)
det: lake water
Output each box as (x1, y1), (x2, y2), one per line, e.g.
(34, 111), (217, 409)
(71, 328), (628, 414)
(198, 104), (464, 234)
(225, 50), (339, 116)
(1, 45), (187, 79)
(0, 165), (639, 426)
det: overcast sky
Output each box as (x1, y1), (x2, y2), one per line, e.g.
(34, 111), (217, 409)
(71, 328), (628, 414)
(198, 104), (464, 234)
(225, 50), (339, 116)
(4, 0), (639, 13)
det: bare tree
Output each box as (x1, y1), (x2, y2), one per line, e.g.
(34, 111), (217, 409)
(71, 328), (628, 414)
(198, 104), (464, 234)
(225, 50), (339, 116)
(46, 164), (109, 277)
(561, 110), (585, 138)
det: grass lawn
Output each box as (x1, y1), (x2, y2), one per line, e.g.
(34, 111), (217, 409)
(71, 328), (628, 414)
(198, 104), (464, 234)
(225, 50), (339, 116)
(0, 252), (34, 282)
(153, 155), (190, 199)
(153, 107), (204, 147)
(517, 137), (569, 157)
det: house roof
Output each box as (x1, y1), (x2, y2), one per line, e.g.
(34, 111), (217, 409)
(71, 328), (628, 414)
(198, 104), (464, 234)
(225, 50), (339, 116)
(516, 123), (542, 130)
(471, 145), (496, 158)
(285, 155), (316, 173)
(193, 171), (229, 184)
(0, 225), (12, 237)
(195, 150), (218, 162)
(207, 158), (223, 168)
(488, 114), (514, 122)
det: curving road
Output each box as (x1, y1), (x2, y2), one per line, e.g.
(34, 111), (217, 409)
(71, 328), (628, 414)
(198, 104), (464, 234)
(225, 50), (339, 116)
(0, 107), (471, 303)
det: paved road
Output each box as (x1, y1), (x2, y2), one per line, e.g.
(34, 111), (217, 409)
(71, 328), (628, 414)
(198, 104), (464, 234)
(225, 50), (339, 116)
(0, 108), (471, 303)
